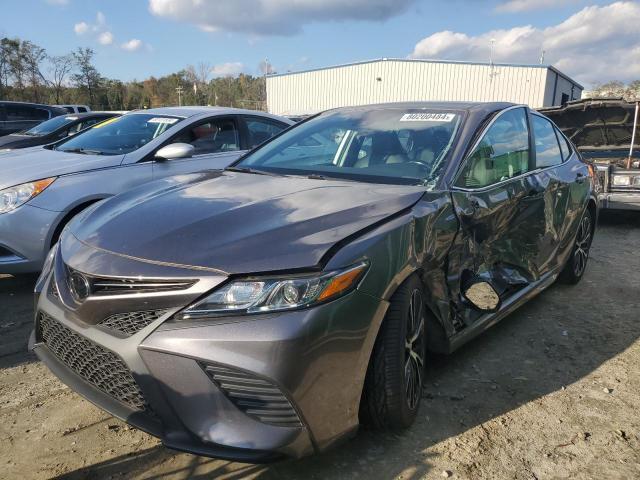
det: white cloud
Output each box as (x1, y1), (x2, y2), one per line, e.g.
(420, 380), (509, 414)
(148, 0), (416, 35)
(496, 0), (577, 13)
(121, 39), (143, 51)
(409, 1), (640, 86)
(46, 0), (69, 5)
(74, 21), (89, 35)
(211, 62), (245, 77)
(98, 31), (114, 45)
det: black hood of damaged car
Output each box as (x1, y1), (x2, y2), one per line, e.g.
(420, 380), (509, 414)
(69, 171), (426, 274)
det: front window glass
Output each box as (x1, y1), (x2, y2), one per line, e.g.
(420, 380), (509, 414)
(173, 119), (239, 155)
(55, 114), (182, 155)
(456, 108), (530, 188)
(237, 109), (463, 186)
(23, 116), (76, 136)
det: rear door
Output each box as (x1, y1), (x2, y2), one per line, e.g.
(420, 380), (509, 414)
(152, 115), (243, 179)
(527, 113), (573, 273)
(449, 106), (549, 325)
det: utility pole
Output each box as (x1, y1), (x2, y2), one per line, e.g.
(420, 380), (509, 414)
(175, 85), (184, 106)
(627, 101), (639, 169)
(263, 58), (269, 112)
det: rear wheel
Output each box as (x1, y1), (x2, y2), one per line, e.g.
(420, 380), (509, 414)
(559, 208), (594, 284)
(360, 275), (426, 429)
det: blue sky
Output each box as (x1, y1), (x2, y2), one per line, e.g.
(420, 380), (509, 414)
(1, 0), (637, 87)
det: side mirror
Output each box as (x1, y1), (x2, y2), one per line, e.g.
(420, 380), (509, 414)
(155, 143), (195, 160)
(463, 280), (501, 312)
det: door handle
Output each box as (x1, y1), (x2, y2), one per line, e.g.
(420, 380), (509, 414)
(576, 172), (586, 184)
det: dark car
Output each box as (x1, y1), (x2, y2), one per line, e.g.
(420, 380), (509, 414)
(0, 112), (120, 151)
(31, 102), (598, 462)
(541, 98), (640, 210)
(0, 101), (66, 136)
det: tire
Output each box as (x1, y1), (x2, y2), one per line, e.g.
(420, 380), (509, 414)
(559, 208), (594, 285)
(360, 274), (426, 429)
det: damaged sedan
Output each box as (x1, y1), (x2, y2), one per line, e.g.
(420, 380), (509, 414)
(31, 102), (598, 461)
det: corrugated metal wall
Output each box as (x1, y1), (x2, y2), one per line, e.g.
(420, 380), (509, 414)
(267, 60), (570, 115)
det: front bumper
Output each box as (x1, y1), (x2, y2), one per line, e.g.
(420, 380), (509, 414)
(0, 204), (61, 273)
(31, 240), (387, 461)
(600, 192), (640, 211)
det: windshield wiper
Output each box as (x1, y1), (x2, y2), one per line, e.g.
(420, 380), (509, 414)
(57, 148), (103, 155)
(225, 166), (282, 177)
(305, 173), (362, 183)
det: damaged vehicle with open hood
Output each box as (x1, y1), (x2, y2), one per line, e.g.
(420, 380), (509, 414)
(541, 98), (640, 210)
(31, 102), (598, 461)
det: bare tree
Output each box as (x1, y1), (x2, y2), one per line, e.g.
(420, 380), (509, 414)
(49, 54), (74, 104)
(72, 47), (102, 106)
(21, 41), (48, 102)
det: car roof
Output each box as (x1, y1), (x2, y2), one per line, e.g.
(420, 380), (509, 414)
(126, 106), (292, 123)
(323, 101), (516, 116)
(62, 112), (118, 119)
(0, 100), (66, 112)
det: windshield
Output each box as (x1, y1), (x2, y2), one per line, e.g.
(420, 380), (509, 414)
(23, 116), (76, 136)
(236, 109), (463, 186)
(55, 114), (182, 155)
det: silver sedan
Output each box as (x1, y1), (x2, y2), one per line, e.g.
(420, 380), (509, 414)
(0, 106), (293, 273)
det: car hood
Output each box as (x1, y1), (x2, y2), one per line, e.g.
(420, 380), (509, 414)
(0, 134), (37, 149)
(0, 147), (122, 190)
(70, 171), (426, 274)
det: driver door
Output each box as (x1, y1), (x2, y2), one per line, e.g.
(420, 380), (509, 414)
(152, 116), (243, 179)
(448, 107), (549, 326)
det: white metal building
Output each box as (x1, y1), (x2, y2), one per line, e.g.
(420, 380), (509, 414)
(266, 58), (583, 115)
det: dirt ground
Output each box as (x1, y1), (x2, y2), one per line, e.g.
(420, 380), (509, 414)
(1, 211), (639, 480)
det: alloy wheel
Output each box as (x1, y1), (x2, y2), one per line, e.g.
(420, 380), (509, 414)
(573, 214), (592, 277)
(404, 289), (425, 410)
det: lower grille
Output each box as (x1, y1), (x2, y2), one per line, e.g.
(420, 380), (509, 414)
(201, 363), (302, 428)
(100, 310), (168, 336)
(38, 312), (151, 413)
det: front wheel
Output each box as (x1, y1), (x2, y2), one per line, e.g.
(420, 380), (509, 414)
(559, 208), (594, 284)
(360, 275), (426, 429)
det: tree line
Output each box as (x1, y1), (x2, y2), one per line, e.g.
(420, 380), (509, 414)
(588, 81), (640, 102)
(3, 35), (640, 112)
(0, 36), (267, 111)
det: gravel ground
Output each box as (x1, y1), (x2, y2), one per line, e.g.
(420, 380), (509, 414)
(1, 211), (639, 480)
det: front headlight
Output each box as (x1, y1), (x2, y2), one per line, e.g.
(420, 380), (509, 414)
(0, 178), (56, 214)
(176, 261), (369, 320)
(612, 175), (631, 186)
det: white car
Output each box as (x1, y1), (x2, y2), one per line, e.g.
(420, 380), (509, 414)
(55, 105), (92, 114)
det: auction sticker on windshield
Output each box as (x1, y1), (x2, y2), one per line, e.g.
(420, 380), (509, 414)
(400, 113), (456, 122)
(148, 117), (179, 124)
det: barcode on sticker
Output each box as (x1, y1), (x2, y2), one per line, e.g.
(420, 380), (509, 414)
(148, 117), (179, 124)
(400, 113), (456, 122)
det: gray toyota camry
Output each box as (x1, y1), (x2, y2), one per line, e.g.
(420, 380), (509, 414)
(31, 102), (598, 461)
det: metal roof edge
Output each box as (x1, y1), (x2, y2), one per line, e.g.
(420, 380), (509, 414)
(267, 57), (583, 89)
